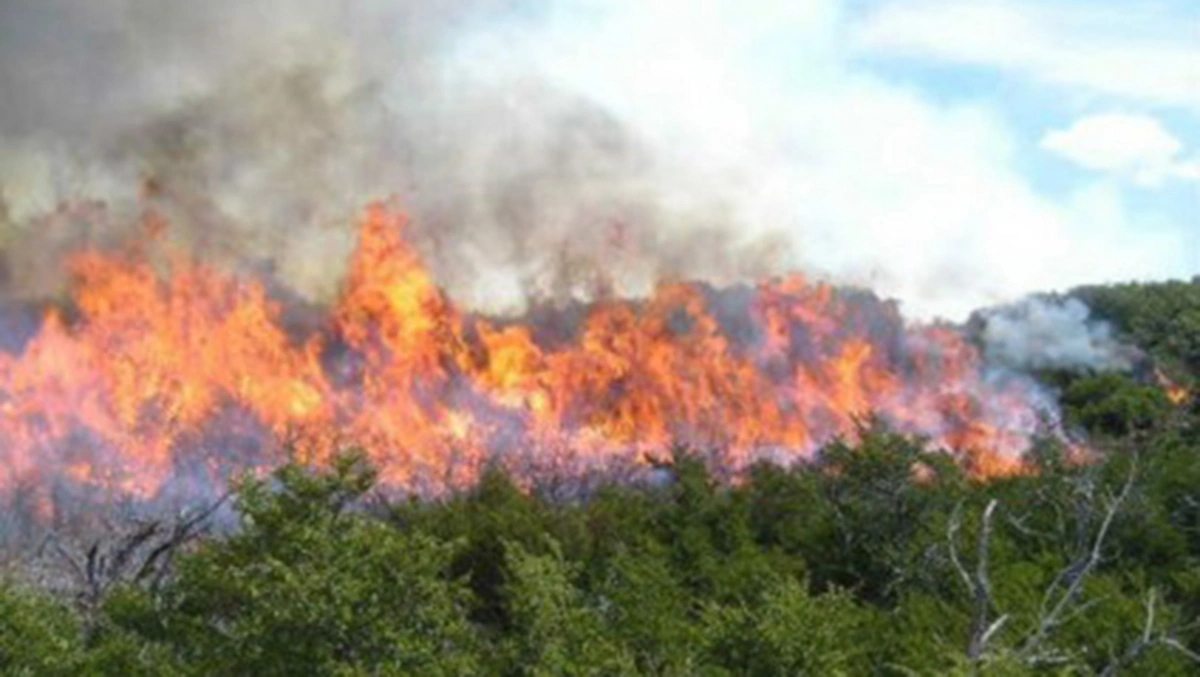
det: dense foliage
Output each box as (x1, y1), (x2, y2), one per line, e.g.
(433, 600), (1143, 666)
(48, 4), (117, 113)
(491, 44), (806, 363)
(2, 281), (1199, 676)
(1075, 278), (1200, 381)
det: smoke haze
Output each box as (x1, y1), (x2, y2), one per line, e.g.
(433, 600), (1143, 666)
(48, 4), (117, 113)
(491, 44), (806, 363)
(0, 0), (785, 313)
(977, 297), (1137, 372)
(3, 0), (1172, 531)
(0, 1), (1186, 319)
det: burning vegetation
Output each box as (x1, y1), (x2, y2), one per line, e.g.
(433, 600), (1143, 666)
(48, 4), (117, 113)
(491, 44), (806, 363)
(0, 200), (1064, 525)
(2, 4), (1199, 675)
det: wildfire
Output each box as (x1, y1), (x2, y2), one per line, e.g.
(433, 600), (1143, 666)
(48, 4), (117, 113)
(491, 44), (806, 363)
(1155, 368), (1191, 406)
(0, 202), (1050, 516)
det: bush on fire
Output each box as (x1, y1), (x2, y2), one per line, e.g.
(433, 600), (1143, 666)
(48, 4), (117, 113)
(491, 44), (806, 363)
(2, 281), (1200, 676)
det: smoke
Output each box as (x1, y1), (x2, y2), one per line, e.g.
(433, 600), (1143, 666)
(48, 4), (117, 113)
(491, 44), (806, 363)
(0, 1), (1184, 322)
(976, 297), (1137, 372)
(0, 0), (785, 311)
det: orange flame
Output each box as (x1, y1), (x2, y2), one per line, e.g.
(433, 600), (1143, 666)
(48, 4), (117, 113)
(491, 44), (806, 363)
(0, 202), (1050, 514)
(1155, 368), (1190, 406)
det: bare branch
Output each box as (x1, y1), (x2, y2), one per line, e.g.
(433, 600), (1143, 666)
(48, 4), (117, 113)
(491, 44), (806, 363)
(38, 494), (229, 627)
(1099, 588), (1200, 676)
(1022, 458), (1137, 661)
(1162, 638), (1200, 664)
(948, 498), (1005, 671)
(1099, 589), (1156, 677)
(978, 615), (1010, 654)
(967, 500), (1000, 661)
(134, 493), (229, 587)
(947, 503), (972, 592)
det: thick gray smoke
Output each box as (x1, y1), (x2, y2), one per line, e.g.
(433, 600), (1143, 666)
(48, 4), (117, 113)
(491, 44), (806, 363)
(0, 0), (784, 310)
(2, 0), (1190, 324)
(978, 297), (1137, 372)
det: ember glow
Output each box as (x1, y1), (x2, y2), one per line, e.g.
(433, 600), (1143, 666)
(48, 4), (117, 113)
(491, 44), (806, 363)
(0, 201), (1051, 517)
(1155, 368), (1191, 406)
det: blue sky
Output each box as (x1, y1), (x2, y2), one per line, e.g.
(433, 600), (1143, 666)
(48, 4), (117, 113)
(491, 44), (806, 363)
(456, 0), (1200, 318)
(848, 0), (1199, 263)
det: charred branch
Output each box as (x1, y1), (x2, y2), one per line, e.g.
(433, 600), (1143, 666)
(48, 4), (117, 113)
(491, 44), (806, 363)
(39, 494), (229, 626)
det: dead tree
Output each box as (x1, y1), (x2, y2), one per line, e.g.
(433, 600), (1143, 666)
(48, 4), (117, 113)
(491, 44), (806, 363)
(1016, 460), (1137, 663)
(948, 498), (1008, 671)
(39, 495), (228, 629)
(947, 455), (1199, 673)
(1098, 588), (1200, 676)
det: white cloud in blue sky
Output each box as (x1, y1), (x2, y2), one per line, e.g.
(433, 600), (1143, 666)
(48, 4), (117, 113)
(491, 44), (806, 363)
(455, 0), (1198, 319)
(1040, 113), (1199, 187)
(852, 0), (1200, 111)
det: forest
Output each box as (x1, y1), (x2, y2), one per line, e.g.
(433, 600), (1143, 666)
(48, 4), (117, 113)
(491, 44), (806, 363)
(2, 279), (1199, 676)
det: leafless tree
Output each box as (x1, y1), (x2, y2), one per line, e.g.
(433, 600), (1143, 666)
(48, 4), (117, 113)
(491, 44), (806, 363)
(38, 495), (228, 630)
(948, 498), (1008, 671)
(946, 455), (1200, 674)
(1018, 460), (1137, 663)
(1098, 589), (1200, 676)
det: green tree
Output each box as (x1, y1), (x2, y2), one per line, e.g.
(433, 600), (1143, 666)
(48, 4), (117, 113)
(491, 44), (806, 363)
(114, 453), (482, 676)
(0, 584), (84, 677)
(700, 577), (872, 676)
(502, 539), (636, 676)
(1062, 373), (1171, 437)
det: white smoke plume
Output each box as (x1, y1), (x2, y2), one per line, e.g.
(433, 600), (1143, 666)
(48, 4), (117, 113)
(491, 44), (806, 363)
(977, 297), (1137, 372)
(0, 1), (1187, 319)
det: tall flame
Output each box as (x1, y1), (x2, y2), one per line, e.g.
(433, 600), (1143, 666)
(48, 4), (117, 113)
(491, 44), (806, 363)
(0, 202), (1048, 518)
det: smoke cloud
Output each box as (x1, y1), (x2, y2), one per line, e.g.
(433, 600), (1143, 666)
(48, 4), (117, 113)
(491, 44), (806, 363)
(976, 297), (1137, 372)
(0, 0), (786, 312)
(0, 1), (1185, 320)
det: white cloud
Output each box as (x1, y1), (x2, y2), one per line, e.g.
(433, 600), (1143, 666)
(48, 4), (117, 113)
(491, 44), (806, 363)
(1040, 113), (1197, 186)
(853, 1), (1200, 112)
(449, 0), (1191, 320)
(1175, 161), (1200, 181)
